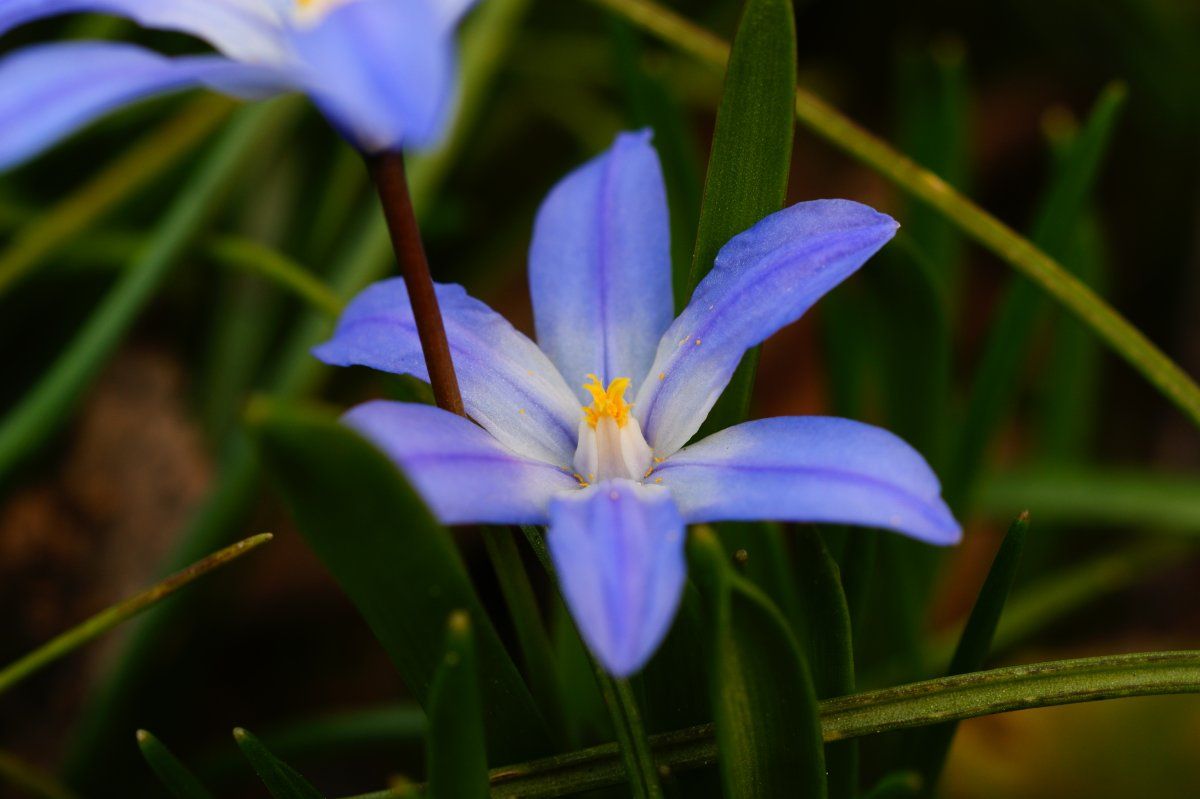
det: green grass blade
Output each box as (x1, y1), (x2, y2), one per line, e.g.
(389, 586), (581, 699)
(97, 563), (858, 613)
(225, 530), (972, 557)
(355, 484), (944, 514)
(234, 728), (325, 799)
(976, 467), (1200, 533)
(481, 528), (569, 743)
(470, 650), (1200, 796)
(793, 527), (857, 799)
(206, 236), (345, 318)
(921, 540), (1184, 672)
(895, 39), (970, 304)
(0, 100), (295, 486)
(594, 675), (663, 799)
(0, 533), (271, 696)
(1036, 214), (1109, 460)
(590, 0), (1200, 434)
(608, 17), (703, 312)
(912, 513), (1029, 791)
(861, 772), (922, 799)
(249, 400), (552, 763)
(136, 730), (214, 799)
(945, 84), (1126, 508)
(428, 612), (490, 799)
(0, 97), (233, 296)
(691, 527), (826, 799)
(0, 751), (79, 799)
(687, 0), (796, 434)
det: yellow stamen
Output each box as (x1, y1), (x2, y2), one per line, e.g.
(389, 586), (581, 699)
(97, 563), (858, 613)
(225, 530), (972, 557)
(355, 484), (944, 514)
(582, 374), (633, 428)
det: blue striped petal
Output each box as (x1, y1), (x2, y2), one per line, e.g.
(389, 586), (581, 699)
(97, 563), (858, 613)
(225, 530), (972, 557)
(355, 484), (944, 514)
(529, 129), (673, 400)
(313, 278), (583, 469)
(655, 416), (961, 545)
(344, 401), (579, 525)
(634, 200), (899, 457)
(0, 0), (286, 62)
(0, 42), (290, 171)
(548, 479), (686, 677)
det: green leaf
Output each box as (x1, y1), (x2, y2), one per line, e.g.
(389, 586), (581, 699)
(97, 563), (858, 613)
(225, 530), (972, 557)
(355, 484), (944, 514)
(136, 730), (214, 799)
(861, 772), (922, 799)
(688, 0), (796, 434)
(0, 96), (233, 296)
(428, 612), (490, 799)
(0, 99), (296, 486)
(482, 528), (568, 742)
(895, 38), (970, 304)
(793, 527), (857, 799)
(912, 512), (1029, 790)
(249, 400), (551, 764)
(977, 467), (1200, 533)
(391, 651), (1200, 798)
(234, 728), (325, 799)
(0, 534), (272, 696)
(690, 527), (826, 799)
(607, 16), (703, 312)
(945, 83), (1126, 509)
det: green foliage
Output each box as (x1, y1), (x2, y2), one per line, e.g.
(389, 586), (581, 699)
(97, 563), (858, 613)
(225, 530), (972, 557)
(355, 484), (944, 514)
(911, 513), (1030, 790)
(234, 728), (325, 799)
(136, 731), (214, 799)
(689, 0), (796, 434)
(690, 527), (826, 799)
(427, 612), (490, 799)
(249, 399), (552, 764)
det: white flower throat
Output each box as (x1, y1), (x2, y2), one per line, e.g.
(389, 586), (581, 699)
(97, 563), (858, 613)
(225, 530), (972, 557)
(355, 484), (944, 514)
(573, 375), (654, 486)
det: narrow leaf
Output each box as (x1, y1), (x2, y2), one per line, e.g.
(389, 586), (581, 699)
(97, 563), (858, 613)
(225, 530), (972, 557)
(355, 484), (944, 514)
(0, 533), (272, 696)
(477, 652), (1200, 797)
(249, 400), (552, 764)
(945, 83), (1126, 509)
(793, 527), (857, 799)
(136, 730), (214, 799)
(0, 99), (295, 485)
(233, 728), (324, 799)
(482, 528), (569, 742)
(428, 612), (490, 799)
(912, 512), (1030, 789)
(690, 527), (826, 799)
(688, 0), (796, 434)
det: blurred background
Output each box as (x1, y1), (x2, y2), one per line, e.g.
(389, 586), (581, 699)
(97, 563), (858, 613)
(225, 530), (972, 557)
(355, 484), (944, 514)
(0, 0), (1198, 796)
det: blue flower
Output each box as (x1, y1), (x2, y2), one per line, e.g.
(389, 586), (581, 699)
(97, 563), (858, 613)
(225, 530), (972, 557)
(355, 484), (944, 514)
(315, 130), (961, 677)
(0, 0), (477, 169)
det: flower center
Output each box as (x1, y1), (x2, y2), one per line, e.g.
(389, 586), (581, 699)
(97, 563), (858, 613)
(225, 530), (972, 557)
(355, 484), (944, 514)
(574, 375), (654, 485)
(582, 374), (633, 429)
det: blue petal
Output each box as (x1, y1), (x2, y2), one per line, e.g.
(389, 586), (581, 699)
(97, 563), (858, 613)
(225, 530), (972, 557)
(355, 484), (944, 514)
(0, 0), (287, 62)
(548, 479), (686, 677)
(0, 42), (290, 171)
(655, 416), (961, 545)
(634, 200), (899, 456)
(314, 278), (582, 468)
(286, 0), (455, 151)
(343, 401), (579, 525)
(529, 129), (673, 399)
(429, 0), (479, 28)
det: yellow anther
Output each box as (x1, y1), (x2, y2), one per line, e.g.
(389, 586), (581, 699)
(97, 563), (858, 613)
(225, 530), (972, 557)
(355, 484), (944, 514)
(582, 374), (633, 428)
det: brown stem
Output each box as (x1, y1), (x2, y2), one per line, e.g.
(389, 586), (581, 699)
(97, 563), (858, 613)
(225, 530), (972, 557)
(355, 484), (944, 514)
(366, 150), (465, 416)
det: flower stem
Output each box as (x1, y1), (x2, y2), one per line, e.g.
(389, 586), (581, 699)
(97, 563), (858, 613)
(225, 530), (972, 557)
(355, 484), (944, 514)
(366, 151), (465, 417)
